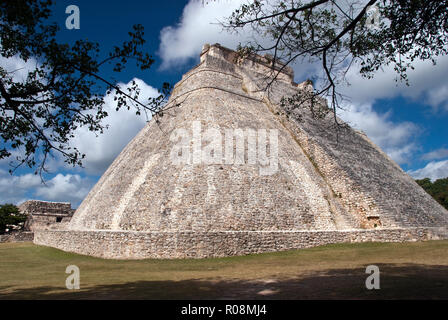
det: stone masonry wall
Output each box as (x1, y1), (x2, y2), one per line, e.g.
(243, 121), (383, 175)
(34, 227), (448, 259)
(19, 200), (72, 215)
(0, 231), (34, 243)
(19, 200), (73, 231)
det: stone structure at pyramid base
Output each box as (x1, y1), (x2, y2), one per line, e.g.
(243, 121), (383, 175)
(34, 43), (448, 259)
(34, 228), (447, 259)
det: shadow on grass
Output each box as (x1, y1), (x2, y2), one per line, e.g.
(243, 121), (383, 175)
(1, 264), (447, 300)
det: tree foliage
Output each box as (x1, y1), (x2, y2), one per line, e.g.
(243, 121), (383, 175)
(223, 0), (448, 121)
(0, 0), (170, 176)
(0, 203), (27, 234)
(416, 177), (448, 210)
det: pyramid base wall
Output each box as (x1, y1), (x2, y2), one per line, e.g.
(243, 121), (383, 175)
(33, 227), (448, 260)
(34, 228), (448, 259)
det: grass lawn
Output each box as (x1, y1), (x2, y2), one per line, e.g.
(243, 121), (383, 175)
(0, 240), (447, 299)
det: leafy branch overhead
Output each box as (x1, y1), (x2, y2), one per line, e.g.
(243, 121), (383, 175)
(0, 0), (171, 176)
(223, 0), (448, 121)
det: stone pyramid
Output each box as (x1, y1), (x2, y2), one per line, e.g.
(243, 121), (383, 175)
(34, 43), (448, 259)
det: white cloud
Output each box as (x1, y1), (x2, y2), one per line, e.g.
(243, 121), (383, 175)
(408, 160), (448, 181)
(158, 0), (249, 69)
(58, 78), (159, 175)
(0, 169), (41, 204)
(0, 54), (38, 83)
(421, 148), (448, 161)
(425, 84), (448, 111)
(34, 173), (94, 206)
(0, 169), (93, 207)
(340, 55), (448, 110)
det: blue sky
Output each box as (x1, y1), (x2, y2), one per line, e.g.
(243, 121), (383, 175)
(1, 0), (448, 207)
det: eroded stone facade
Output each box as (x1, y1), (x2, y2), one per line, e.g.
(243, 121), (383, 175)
(19, 200), (74, 231)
